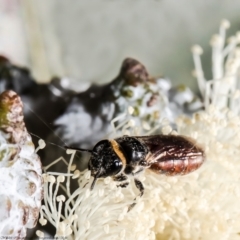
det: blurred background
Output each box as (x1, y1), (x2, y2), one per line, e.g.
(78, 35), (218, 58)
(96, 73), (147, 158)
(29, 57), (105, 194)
(1, 0), (240, 93)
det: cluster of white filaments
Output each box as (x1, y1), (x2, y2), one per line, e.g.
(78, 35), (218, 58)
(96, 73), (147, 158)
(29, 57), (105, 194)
(40, 20), (240, 239)
(192, 19), (240, 113)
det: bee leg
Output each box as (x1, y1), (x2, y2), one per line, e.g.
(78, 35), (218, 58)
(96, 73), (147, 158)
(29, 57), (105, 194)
(113, 174), (128, 182)
(128, 179), (144, 212)
(113, 174), (129, 188)
(133, 168), (144, 175)
(139, 160), (149, 167)
(128, 202), (136, 212)
(117, 182), (129, 188)
(134, 178), (144, 197)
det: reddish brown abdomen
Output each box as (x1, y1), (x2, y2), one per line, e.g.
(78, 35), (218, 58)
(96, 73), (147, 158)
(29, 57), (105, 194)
(139, 135), (205, 176)
(150, 153), (204, 175)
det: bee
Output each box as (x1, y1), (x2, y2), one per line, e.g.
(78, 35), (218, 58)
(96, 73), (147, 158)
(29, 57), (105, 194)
(65, 134), (205, 198)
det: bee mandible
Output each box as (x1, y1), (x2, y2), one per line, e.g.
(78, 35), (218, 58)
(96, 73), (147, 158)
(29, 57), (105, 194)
(65, 134), (205, 198)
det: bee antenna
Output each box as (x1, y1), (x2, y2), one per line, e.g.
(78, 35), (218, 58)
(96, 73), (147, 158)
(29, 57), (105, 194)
(90, 170), (101, 190)
(64, 146), (92, 153)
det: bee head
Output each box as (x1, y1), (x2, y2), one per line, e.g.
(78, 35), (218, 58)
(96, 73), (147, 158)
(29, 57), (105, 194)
(88, 140), (123, 189)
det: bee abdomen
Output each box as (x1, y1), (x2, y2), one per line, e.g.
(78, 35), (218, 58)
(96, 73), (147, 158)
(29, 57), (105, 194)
(149, 154), (204, 176)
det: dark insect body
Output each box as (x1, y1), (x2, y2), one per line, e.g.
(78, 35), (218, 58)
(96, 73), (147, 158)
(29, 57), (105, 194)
(66, 134), (205, 199)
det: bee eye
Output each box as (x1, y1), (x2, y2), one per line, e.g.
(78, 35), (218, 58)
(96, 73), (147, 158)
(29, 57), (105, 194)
(106, 159), (122, 176)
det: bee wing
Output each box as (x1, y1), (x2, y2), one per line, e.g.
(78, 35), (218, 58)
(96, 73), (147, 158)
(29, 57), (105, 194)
(134, 135), (205, 165)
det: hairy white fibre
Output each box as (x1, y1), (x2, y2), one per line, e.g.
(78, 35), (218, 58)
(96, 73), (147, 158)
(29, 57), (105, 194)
(41, 20), (240, 240)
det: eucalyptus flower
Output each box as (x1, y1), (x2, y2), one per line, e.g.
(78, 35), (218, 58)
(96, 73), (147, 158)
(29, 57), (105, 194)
(40, 20), (240, 240)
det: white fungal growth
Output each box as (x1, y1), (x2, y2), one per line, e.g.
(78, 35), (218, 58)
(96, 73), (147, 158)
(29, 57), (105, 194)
(0, 91), (43, 239)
